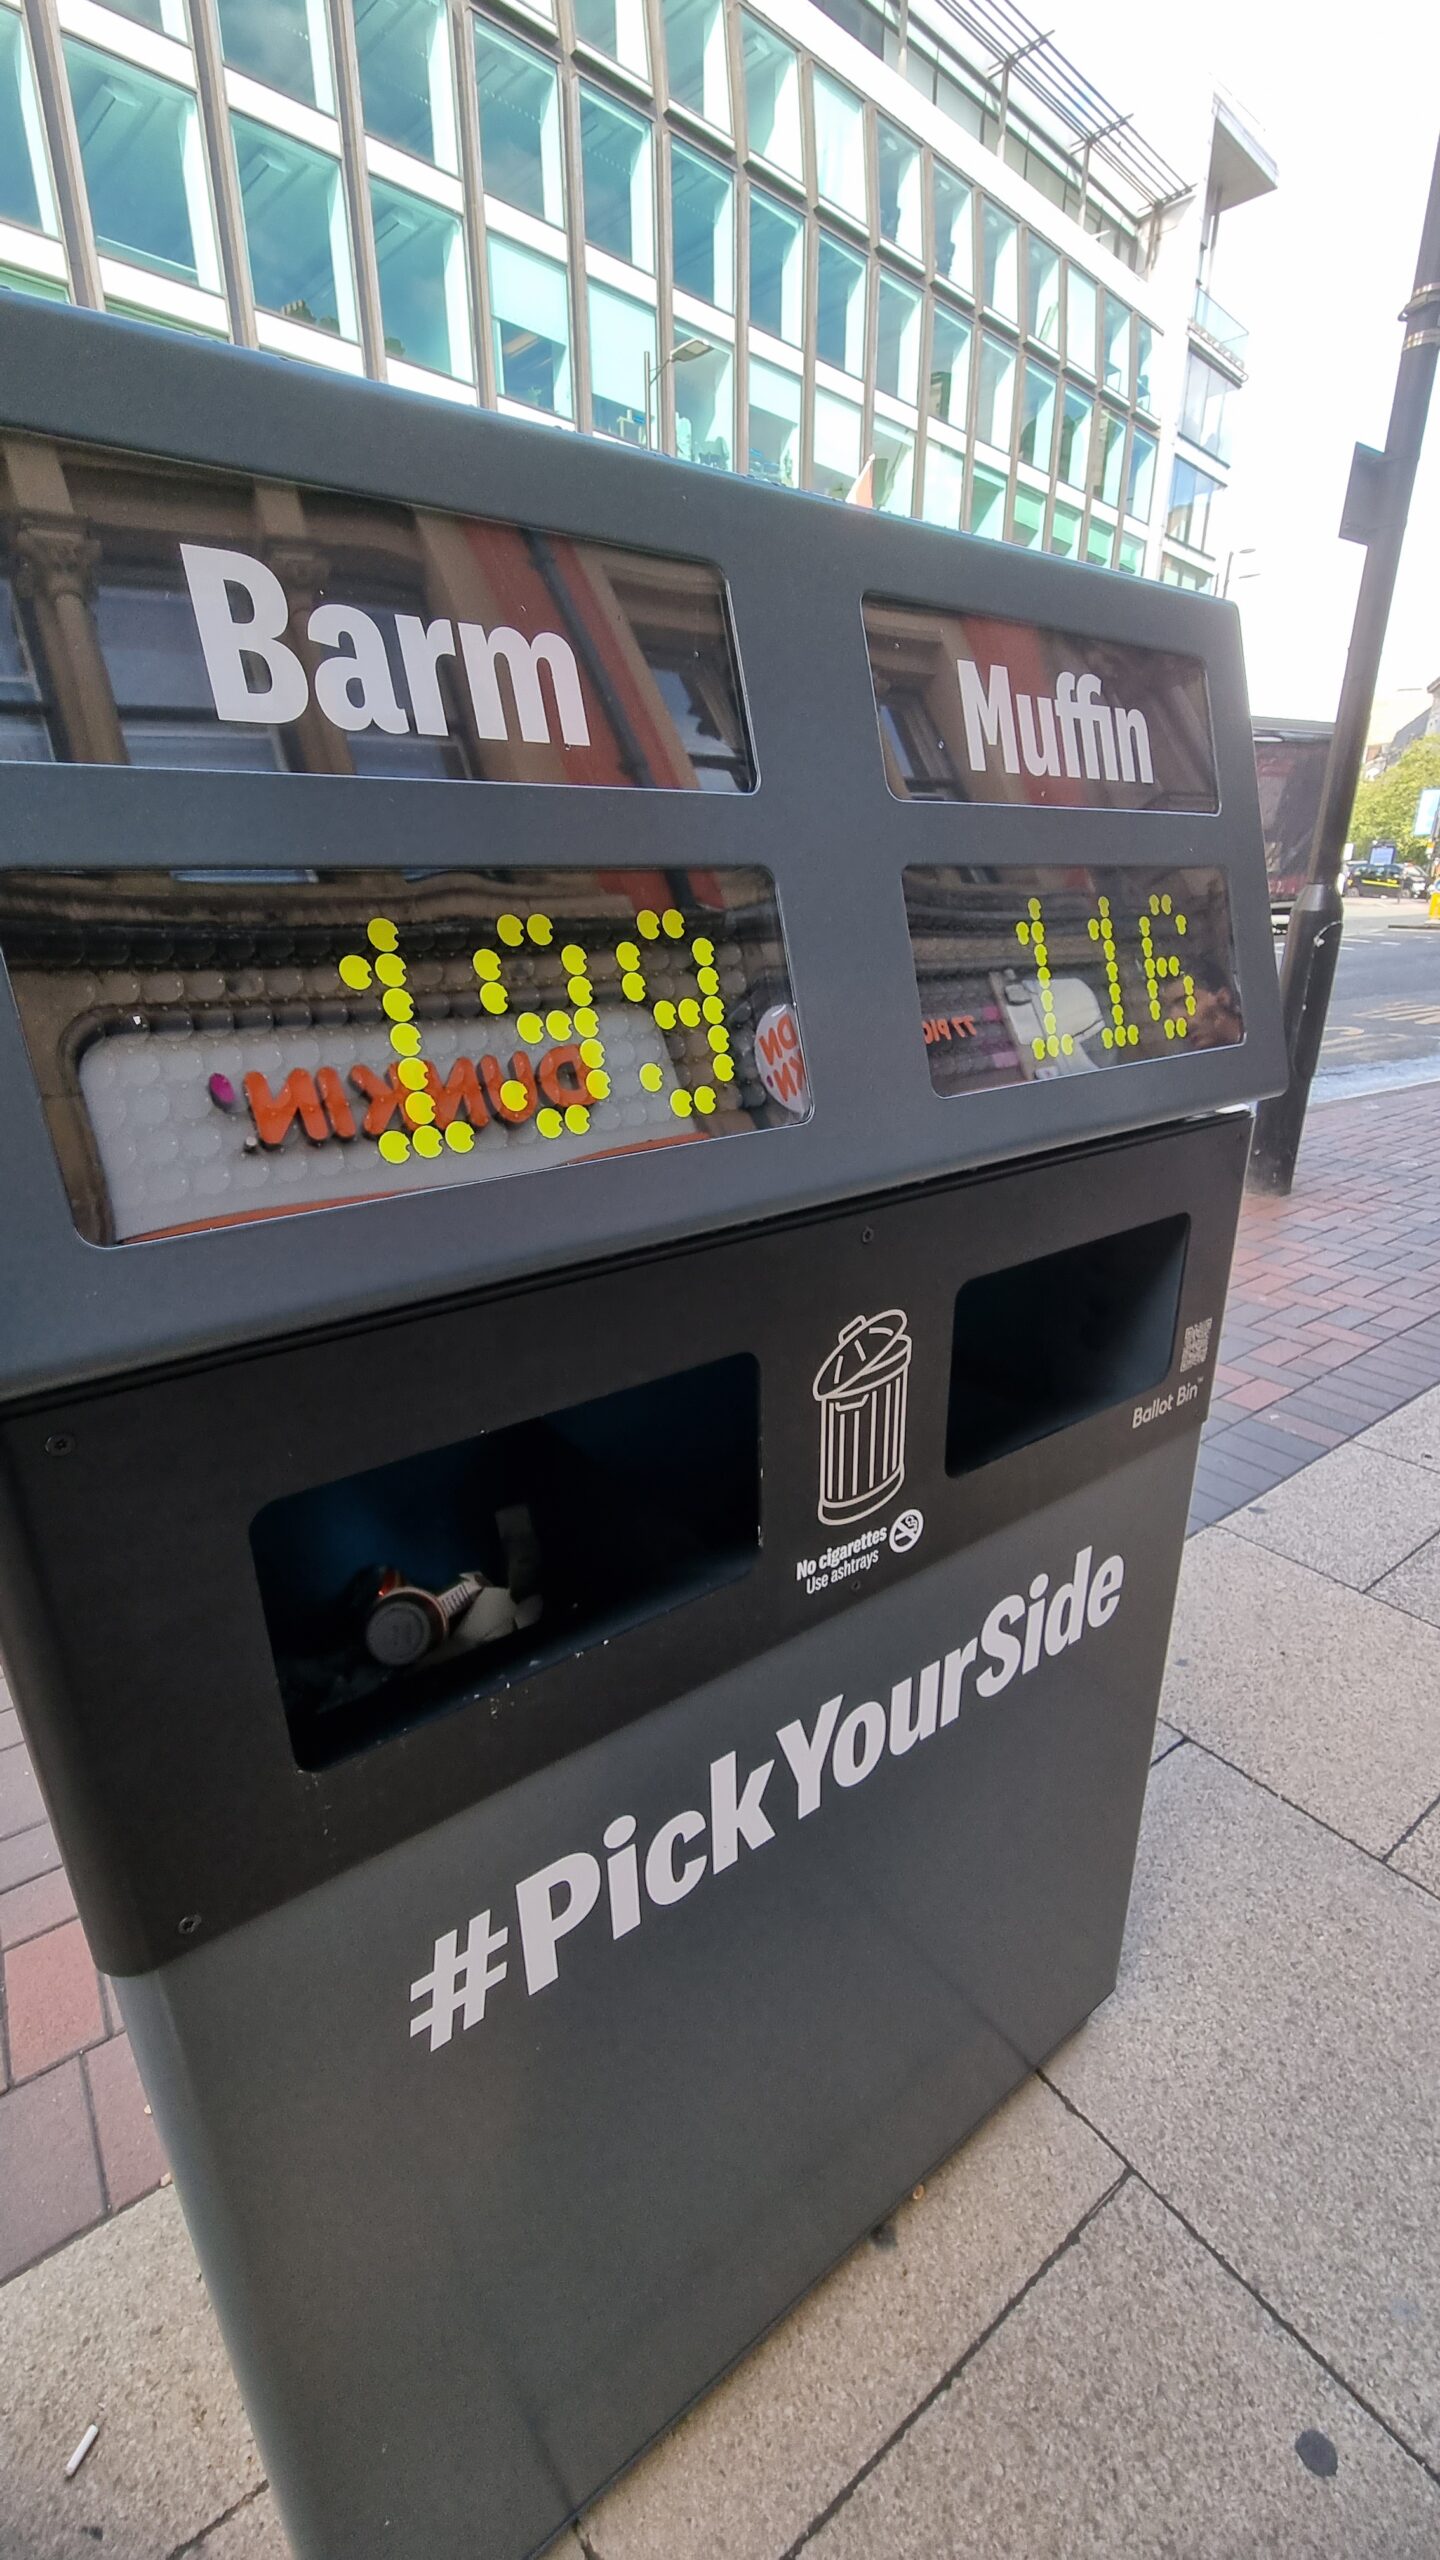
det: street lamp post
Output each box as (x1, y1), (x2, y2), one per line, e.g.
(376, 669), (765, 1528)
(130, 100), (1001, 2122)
(643, 336), (710, 453)
(1249, 131), (1440, 1194)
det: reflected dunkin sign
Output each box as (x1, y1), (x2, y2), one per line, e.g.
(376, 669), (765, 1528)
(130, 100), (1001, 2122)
(0, 867), (804, 1243)
(0, 434), (753, 788)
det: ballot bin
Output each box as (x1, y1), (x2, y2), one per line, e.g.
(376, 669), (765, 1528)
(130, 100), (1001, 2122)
(0, 300), (1284, 2560)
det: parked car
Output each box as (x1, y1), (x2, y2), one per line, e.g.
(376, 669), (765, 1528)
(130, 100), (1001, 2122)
(1345, 858), (1429, 898)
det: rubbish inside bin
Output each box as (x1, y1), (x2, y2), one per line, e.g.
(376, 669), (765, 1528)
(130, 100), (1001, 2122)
(362, 1507), (545, 1668)
(251, 1354), (759, 1768)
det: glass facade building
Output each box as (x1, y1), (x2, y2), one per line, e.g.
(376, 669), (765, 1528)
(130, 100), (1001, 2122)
(0, 0), (1266, 589)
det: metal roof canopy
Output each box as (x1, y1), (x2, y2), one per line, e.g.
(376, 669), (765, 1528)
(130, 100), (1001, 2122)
(926, 0), (1191, 219)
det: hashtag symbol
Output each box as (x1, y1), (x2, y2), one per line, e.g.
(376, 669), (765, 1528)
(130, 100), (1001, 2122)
(410, 1911), (510, 2051)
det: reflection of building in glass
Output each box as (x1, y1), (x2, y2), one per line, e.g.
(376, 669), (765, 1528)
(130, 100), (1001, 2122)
(865, 600), (1216, 814)
(0, 0), (1272, 595)
(0, 437), (754, 784)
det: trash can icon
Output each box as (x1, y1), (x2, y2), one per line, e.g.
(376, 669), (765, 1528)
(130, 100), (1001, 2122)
(812, 1310), (913, 1525)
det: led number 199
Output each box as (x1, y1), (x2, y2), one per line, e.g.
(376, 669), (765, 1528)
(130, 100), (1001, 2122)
(612, 906), (736, 1122)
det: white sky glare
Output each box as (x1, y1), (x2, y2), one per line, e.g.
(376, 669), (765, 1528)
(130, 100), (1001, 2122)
(1046, 0), (1440, 727)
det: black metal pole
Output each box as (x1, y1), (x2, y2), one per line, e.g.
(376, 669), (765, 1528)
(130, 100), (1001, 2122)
(1249, 132), (1440, 1194)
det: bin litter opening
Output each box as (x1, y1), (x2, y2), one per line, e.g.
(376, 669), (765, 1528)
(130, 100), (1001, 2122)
(947, 1215), (1189, 1478)
(251, 1352), (760, 1769)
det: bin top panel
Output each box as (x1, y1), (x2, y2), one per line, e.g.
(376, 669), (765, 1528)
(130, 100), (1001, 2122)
(0, 300), (1283, 1401)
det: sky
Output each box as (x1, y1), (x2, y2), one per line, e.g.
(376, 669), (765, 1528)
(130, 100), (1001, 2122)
(1046, 0), (1440, 729)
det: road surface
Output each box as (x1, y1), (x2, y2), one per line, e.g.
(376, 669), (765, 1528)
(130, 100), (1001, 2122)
(1307, 900), (1440, 1100)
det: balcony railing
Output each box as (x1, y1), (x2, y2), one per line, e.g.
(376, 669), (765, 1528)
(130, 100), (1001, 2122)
(1190, 288), (1249, 375)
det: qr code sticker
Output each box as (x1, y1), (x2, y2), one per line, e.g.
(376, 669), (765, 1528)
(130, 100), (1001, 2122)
(1180, 1318), (1213, 1374)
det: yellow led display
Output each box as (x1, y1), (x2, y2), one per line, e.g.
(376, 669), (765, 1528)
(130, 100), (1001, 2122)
(992, 877), (1212, 1078)
(330, 886), (757, 1188)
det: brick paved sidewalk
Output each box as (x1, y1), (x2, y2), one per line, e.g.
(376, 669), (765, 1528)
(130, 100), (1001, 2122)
(3, 1077), (1440, 2291)
(1190, 1081), (1440, 1529)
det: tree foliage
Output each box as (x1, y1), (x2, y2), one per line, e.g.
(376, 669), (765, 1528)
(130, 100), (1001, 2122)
(1349, 737), (1440, 858)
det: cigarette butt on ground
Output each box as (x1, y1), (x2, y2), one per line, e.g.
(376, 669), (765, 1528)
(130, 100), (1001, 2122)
(64, 2424), (99, 2480)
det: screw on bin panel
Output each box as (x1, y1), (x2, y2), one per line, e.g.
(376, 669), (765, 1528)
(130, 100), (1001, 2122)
(178, 1913), (202, 1936)
(44, 1433), (75, 1456)
(861, 1227), (875, 1244)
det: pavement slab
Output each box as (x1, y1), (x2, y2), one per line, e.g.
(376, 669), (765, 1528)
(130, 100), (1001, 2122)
(0, 1819), (60, 1896)
(3, 1916), (106, 2083)
(1220, 1442), (1440, 1588)
(0, 1740), (45, 1842)
(0, 2062), (103, 2282)
(1357, 1384), (1440, 1472)
(0, 1863), (77, 1951)
(1159, 1529), (1440, 1853)
(0, 2186), (264, 2560)
(1371, 1530), (1440, 1629)
(1389, 1804), (1440, 1901)
(1048, 1749), (1440, 2468)
(582, 2078), (1119, 2560)
(1150, 1719), (1181, 1761)
(807, 2181), (1440, 2560)
(85, 2033), (169, 2210)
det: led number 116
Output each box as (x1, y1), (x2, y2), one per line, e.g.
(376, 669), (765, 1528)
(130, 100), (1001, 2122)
(1013, 888), (1197, 1064)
